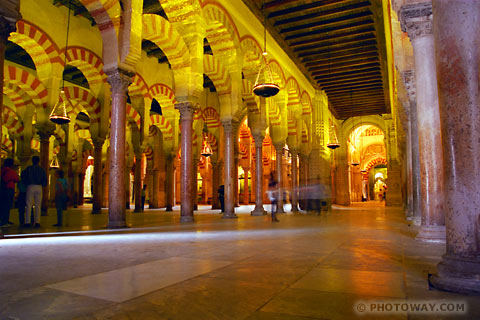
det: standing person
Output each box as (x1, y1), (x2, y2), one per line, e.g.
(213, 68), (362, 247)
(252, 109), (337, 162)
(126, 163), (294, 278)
(53, 170), (68, 227)
(21, 156), (47, 228)
(141, 184), (147, 212)
(268, 171), (279, 222)
(218, 185), (225, 213)
(0, 158), (20, 227)
(17, 180), (27, 227)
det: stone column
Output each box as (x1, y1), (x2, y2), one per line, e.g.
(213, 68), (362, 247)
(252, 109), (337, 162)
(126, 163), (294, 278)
(91, 138), (104, 214)
(222, 119), (237, 218)
(106, 69), (132, 228)
(133, 152), (143, 212)
(38, 130), (52, 215)
(211, 161), (221, 209)
(78, 173), (85, 205)
(291, 150), (299, 212)
(0, 10), (20, 152)
(400, 3), (445, 242)
(175, 102), (196, 222)
(193, 158), (199, 210)
(429, 0), (480, 294)
(165, 154), (174, 211)
(251, 134), (267, 215)
(274, 143), (285, 213)
(243, 167), (249, 204)
(401, 70), (422, 225)
(299, 154), (307, 210)
(234, 157), (240, 207)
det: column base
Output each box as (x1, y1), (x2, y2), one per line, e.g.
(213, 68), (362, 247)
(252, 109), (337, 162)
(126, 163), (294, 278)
(429, 254), (480, 294)
(132, 208), (142, 213)
(91, 208), (102, 214)
(222, 213), (238, 219)
(180, 216), (194, 223)
(416, 225), (446, 243)
(251, 206), (267, 216)
(413, 216), (421, 226)
(107, 221), (128, 229)
(166, 205), (173, 212)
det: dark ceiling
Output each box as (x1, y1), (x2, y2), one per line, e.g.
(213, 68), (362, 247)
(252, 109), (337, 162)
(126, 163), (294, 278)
(242, 0), (391, 119)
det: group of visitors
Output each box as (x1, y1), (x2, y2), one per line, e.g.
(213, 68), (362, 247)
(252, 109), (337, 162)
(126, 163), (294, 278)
(0, 156), (68, 228)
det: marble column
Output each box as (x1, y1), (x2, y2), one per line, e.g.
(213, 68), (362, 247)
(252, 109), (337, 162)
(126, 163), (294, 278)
(402, 70), (422, 225)
(38, 131), (51, 215)
(234, 157), (240, 207)
(400, 3), (445, 242)
(429, 0), (480, 294)
(165, 155), (174, 211)
(291, 150), (299, 212)
(251, 134), (267, 216)
(91, 138), (104, 214)
(175, 102), (196, 222)
(298, 155), (307, 210)
(78, 173), (85, 205)
(243, 167), (249, 204)
(133, 152), (143, 213)
(274, 143), (285, 214)
(222, 119), (237, 218)
(106, 69), (132, 228)
(211, 161), (221, 209)
(193, 158), (199, 211)
(0, 12), (19, 152)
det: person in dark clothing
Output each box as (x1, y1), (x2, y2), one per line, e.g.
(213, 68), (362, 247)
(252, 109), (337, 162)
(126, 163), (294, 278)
(17, 180), (27, 226)
(218, 185), (225, 213)
(21, 156), (47, 228)
(268, 172), (279, 222)
(0, 158), (20, 227)
(141, 184), (147, 211)
(53, 170), (68, 227)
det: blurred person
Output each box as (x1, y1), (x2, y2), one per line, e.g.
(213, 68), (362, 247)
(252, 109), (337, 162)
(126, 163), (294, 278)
(218, 185), (225, 213)
(141, 184), (147, 211)
(268, 172), (279, 222)
(21, 156), (47, 228)
(17, 180), (27, 226)
(53, 170), (68, 227)
(0, 158), (20, 226)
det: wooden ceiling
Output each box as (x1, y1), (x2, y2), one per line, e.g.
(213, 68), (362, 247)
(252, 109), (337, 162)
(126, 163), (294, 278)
(242, 0), (391, 119)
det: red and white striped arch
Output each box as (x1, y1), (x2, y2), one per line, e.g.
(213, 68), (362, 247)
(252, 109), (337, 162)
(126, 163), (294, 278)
(287, 110), (297, 137)
(130, 73), (151, 99)
(364, 157), (388, 172)
(204, 131), (218, 154)
(202, 3), (240, 63)
(240, 36), (263, 80)
(4, 66), (48, 108)
(63, 86), (102, 124)
(150, 114), (173, 141)
(31, 139), (40, 152)
(204, 54), (231, 95)
(149, 83), (177, 111)
(142, 14), (190, 70)
(301, 91), (312, 116)
(8, 20), (60, 81)
(241, 78), (258, 112)
(286, 77), (301, 110)
(2, 107), (23, 135)
(202, 107), (221, 129)
(66, 46), (106, 96)
(126, 103), (141, 129)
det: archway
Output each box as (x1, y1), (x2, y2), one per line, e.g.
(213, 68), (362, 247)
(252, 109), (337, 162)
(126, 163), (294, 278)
(347, 124), (386, 203)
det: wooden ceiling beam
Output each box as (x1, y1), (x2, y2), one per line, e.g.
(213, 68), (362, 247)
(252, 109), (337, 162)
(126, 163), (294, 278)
(285, 19), (374, 41)
(313, 63), (380, 76)
(314, 67), (381, 80)
(325, 83), (383, 93)
(302, 46), (377, 63)
(323, 80), (383, 91)
(298, 39), (377, 57)
(290, 27), (375, 48)
(309, 57), (379, 73)
(305, 51), (377, 68)
(327, 88), (385, 98)
(280, 11), (372, 34)
(274, 1), (370, 26)
(267, 0), (352, 17)
(294, 34), (376, 53)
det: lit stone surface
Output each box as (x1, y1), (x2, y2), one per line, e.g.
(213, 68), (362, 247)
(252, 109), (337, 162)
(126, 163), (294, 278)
(1, 204), (479, 319)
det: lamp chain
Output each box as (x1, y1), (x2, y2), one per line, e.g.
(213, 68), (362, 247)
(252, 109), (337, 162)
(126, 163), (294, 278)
(62, 0), (72, 89)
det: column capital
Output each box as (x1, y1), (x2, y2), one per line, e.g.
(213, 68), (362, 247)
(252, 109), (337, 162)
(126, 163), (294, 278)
(221, 118), (239, 134)
(106, 68), (134, 94)
(175, 101), (198, 121)
(274, 142), (285, 153)
(252, 133), (264, 148)
(35, 123), (55, 140)
(400, 70), (416, 102)
(92, 137), (106, 149)
(399, 2), (433, 41)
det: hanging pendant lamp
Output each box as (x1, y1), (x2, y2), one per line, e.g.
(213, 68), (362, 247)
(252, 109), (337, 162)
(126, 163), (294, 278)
(201, 123), (213, 158)
(50, 155), (60, 169)
(253, 1), (280, 98)
(49, 0), (73, 125)
(327, 124), (340, 149)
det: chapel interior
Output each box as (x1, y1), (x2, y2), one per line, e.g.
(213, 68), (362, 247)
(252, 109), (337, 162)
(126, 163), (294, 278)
(1, 0), (480, 318)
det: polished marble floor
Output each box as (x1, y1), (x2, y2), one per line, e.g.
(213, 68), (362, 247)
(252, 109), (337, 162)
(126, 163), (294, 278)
(0, 203), (478, 319)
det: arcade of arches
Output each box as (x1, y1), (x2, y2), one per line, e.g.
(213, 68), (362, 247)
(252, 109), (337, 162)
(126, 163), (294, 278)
(1, 0), (480, 296)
